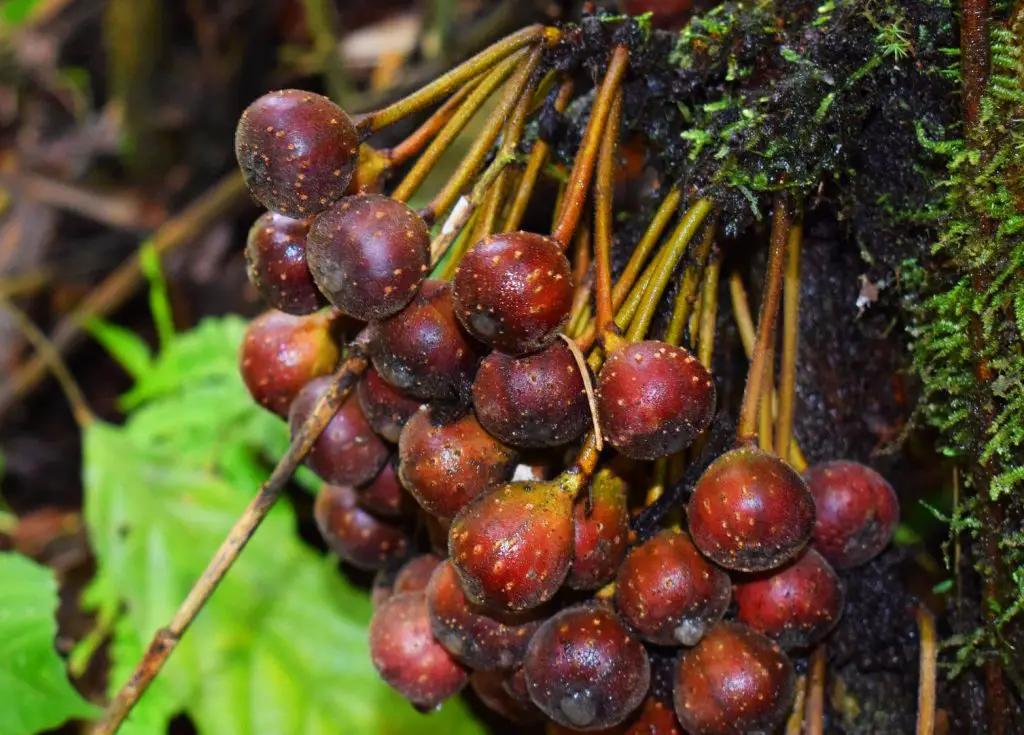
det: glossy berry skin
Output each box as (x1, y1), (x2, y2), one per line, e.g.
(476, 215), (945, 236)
(426, 560), (542, 671)
(567, 468), (630, 590)
(804, 460), (900, 568)
(393, 553), (443, 595)
(597, 341), (715, 460)
(672, 621), (795, 735)
(733, 548), (844, 649)
(615, 529), (731, 647)
(472, 340), (589, 448)
(357, 366), (423, 443)
(240, 310), (339, 417)
(357, 461), (413, 518)
(244, 212), (326, 315)
(314, 485), (409, 570)
(470, 670), (545, 724)
(524, 603), (650, 731)
(288, 376), (389, 487)
(449, 480), (576, 612)
(398, 407), (517, 520)
(306, 194), (430, 321)
(235, 89), (358, 216)
(626, 698), (685, 735)
(452, 231), (573, 356)
(687, 446), (816, 572)
(369, 592), (469, 710)
(372, 280), (482, 403)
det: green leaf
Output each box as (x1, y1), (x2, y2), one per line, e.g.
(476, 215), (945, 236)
(0, 0), (42, 27)
(85, 317), (153, 382)
(0, 553), (99, 735)
(139, 243), (175, 351)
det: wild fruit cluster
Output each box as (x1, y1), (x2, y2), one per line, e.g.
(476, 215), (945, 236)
(234, 19), (900, 734)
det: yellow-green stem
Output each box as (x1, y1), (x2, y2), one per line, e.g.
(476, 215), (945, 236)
(593, 91), (622, 339)
(664, 222), (715, 347)
(775, 214), (803, 463)
(385, 74), (484, 166)
(611, 187), (682, 310)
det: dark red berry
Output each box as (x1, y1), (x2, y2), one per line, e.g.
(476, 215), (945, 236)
(615, 529), (731, 647)
(235, 89), (358, 216)
(597, 341), (715, 460)
(524, 602), (650, 731)
(472, 340), (589, 448)
(314, 484), (409, 570)
(306, 194), (430, 320)
(687, 446), (815, 572)
(426, 560), (543, 671)
(357, 366), (423, 443)
(394, 553), (443, 595)
(567, 468), (630, 590)
(449, 480), (576, 612)
(733, 548), (844, 649)
(672, 621), (795, 735)
(244, 212), (326, 315)
(620, 0), (694, 29)
(625, 698), (685, 735)
(240, 309), (339, 417)
(358, 460), (414, 517)
(369, 591), (469, 710)
(804, 460), (900, 568)
(372, 279), (483, 403)
(469, 670), (545, 724)
(452, 231), (574, 356)
(289, 376), (389, 486)
(503, 666), (533, 707)
(398, 407), (518, 520)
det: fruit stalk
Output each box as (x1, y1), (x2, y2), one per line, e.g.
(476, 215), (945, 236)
(775, 212), (803, 459)
(805, 644), (826, 735)
(664, 223), (715, 347)
(384, 74), (485, 166)
(916, 605), (938, 735)
(593, 90), (622, 339)
(89, 348), (370, 735)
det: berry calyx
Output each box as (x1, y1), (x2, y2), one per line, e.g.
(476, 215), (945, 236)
(452, 231), (574, 356)
(235, 89), (358, 216)
(687, 446), (815, 572)
(567, 468), (630, 590)
(357, 366), (424, 443)
(306, 194), (430, 321)
(244, 212), (327, 315)
(314, 484), (409, 570)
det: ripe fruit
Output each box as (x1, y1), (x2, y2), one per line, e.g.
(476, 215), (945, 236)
(733, 548), (844, 649)
(235, 89), (358, 216)
(615, 529), (731, 647)
(449, 480), (576, 612)
(524, 603), (650, 731)
(472, 340), (589, 448)
(369, 592), (469, 710)
(567, 468), (630, 590)
(687, 446), (815, 572)
(393, 553), (443, 595)
(426, 560), (542, 670)
(597, 341), (715, 461)
(239, 309), (339, 417)
(289, 376), (389, 486)
(357, 366), (423, 443)
(470, 670), (545, 724)
(804, 460), (900, 568)
(672, 621), (795, 735)
(244, 211), (327, 315)
(358, 460), (413, 518)
(314, 484), (409, 570)
(626, 698), (685, 735)
(452, 231), (574, 356)
(619, 1), (694, 30)
(306, 194), (430, 320)
(372, 279), (482, 403)
(398, 407), (518, 520)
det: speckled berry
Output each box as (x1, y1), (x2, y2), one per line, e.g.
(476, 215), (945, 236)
(393, 553), (443, 595)
(357, 460), (414, 518)
(244, 211), (326, 314)
(625, 698), (686, 735)
(315, 484), (409, 570)
(469, 669), (545, 724)
(567, 468), (630, 590)
(357, 366), (423, 443)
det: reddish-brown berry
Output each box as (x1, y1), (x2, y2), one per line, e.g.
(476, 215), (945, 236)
(469, 670), (545, 724)
(358, 460), (414, 518)
(393, 553), (443, 595)
(620, 0), (694, 29)
(398, 407), (518, 520)
(315, 484), (409, 570)
(625, 698), (685, 735)
(372, 280), (483, 403)
(357, 366), (423, 443)
(426, 560), (543, 671)
(306, 194), (430, 320)
(672, 621), (795, 735)
(733, 548), (844, 649)
(472, 340), (589, 448)
(289, 376), (389, 486)
(452, 231), (574, 356)
(449, 480), (576, 612)
(240, 309), (339, 417)
(567, 468), (630, 590)
(687, 446), (815, 572)
(244, 211), (326, 315)
(804, 460), (900, 568)
(369, 592), (469, 710)
(597, 341), (715, 460)
(235, 89), (358, 216)
(615, 529), (731, 647)
(524, 603), (650, 731)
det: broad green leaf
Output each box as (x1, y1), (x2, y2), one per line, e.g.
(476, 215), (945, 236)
(0, 0), (42, 27)
(0, 553), (98, 735)
(85, 317), (153, 381)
